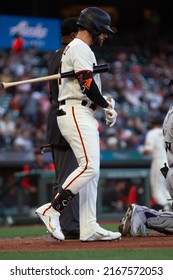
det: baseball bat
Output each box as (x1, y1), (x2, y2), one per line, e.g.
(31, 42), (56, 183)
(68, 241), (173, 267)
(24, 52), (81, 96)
(0, 64), (109, 90)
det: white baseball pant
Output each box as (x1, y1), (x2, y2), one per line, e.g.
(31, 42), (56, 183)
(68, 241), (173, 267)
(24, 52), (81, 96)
(57, 100), (101, 240)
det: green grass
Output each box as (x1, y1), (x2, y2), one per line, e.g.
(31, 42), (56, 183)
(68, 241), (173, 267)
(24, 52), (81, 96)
(0, 225), (46, 238)
(0, 224), (173, 260)
(0, 224), (118, 239)
(0, 250), (173, 260)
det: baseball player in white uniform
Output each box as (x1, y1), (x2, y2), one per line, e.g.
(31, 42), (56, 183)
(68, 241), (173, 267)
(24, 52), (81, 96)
(143, 116), (171, 210)
(36, 7), (121, 241)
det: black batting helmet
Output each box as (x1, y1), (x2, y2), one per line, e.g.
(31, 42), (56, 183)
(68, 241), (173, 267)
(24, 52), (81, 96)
(77, 7), (114, 36)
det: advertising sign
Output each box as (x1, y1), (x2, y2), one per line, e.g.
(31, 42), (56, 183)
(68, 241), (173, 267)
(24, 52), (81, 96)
(0, 15), (61, 51)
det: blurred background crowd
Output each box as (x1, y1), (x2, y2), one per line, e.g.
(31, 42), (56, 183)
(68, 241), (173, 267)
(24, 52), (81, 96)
(0, 40), (173, 153)
(1, 0), (173, 221)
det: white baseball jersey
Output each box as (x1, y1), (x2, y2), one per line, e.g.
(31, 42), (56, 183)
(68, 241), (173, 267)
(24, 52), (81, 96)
(143, 127), (170, 207)
(144, 128), (167, 160)
(58, 38), (101, 102)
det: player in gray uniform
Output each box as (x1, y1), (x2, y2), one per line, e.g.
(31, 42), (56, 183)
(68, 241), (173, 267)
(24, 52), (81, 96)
(119, 203), (173, 236)
(36, 7), (121, 241)
(163, 105), (173, 201)
(119, 86), (173, 237)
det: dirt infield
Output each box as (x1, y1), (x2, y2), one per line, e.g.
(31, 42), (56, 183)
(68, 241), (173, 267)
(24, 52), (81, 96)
(0, 233), (173, 252)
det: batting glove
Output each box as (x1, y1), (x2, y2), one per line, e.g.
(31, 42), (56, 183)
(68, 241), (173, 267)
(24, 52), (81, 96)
(103, 96), (117, 127)
(105, 108), (117, 127)
(103, 95), (115, 109)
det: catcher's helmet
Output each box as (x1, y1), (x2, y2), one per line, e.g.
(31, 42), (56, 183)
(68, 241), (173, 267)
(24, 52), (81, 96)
(77, 7), (114, 35)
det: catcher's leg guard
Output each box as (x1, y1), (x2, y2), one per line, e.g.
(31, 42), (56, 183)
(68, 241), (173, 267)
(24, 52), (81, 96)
(51, 188), (75, 212)
(146, 211), (173, 234)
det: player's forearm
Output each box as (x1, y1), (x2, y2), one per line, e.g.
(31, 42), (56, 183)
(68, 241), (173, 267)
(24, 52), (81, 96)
(76, 71), (109, 108)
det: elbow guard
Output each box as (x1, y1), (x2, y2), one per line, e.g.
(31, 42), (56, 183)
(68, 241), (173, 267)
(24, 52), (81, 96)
(76, 71), (108, 108)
